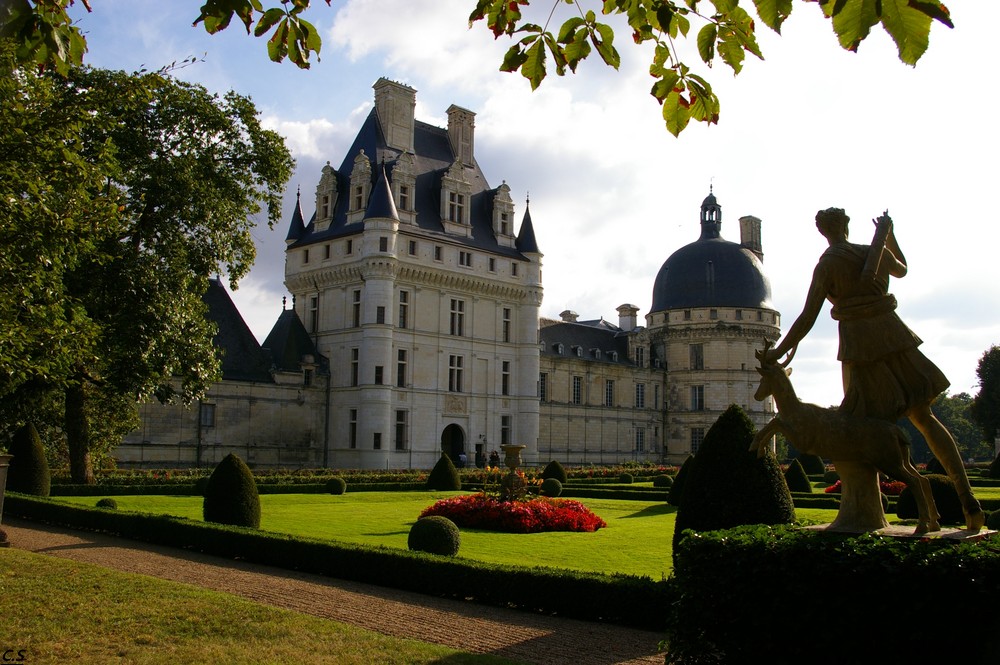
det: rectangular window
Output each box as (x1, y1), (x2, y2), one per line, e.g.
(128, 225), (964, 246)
(690, 343), (704, 370)
(399, 185), (410, 211)
(395, 410), (407, 450)
(353, 185), (363, 210)
(448, 192), (465, 222)
(539, 372), (548, 401)
(604, 380), (614, 407)
(448, 355), (464, 392)
(324, 243), (331, 260)
(449, 299), (465, 336)
(434, 245), (443, 261)
(736, 309), (743, 320)
(350, 348), (359, 387)
(349, 409), (358, 449)
(488, 257), (496, 272)
(635, 428), (646, 452)
(398, 290), (409, 329)
(501, 308), (512, 343)
(459, 251), (472, 267)
(691, 385), (705, 411)
(636, 383), (646, 408)
(408, 240), (417, 256)
(321, 195), (330, 219)
(684, 309), (691, 321)
(346, 238), (353, 254)
(303, 248), (310, 264)
(691, 427), (705, 454)
(500, 212), (509, 235)
(710, 308), (718, 320)
(352, 289), (361, 327)
(635, 347), (645, 367)
(501, 361), (510, 396)
(655, 384), (660, 409)
(199, 403), (216, 428)
(373, 432), (382, 450)
(397, 349), (407, 388)
(303, 368), (313, 387)
(376, 305), (385, 325)
(572, 376), (582, 405)
(501, 415), (511, 445)
(379, 236), (388, 252)
(511, 262), (519, 277)
(308, 295), (319, 334)
(374, 365), (383, 385)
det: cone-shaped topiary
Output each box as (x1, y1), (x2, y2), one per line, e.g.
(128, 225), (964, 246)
(673, 405), (795, 553)
(668, 454), (696, 506)
(784, 458), (813, 493)
(326, 477), (347, 495)
(408, 515), (461, 556)
(202, 453), (260, 528)
(796, 453), (826, 476)
(988, 452), (1000, 479)
(926, 455), (946, 475)
(896, 473), (963, 525)
(539, 477), (563, 497)
(540, 459), (568, 483)
(6, 422), (50, 496)
(426, 453), (462, 490)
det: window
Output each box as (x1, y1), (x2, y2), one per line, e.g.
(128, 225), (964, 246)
(575, 346), (583, 358)
(450, 299), (465, 336)
(352, 290), (361, 327)
(346, 238), (353, 254)
(710, 308), (718, 320)
(324, 244), (331, 260)
(374, 365), (383, 385)
(635, 428), (646, 452)
(502, 308), (511, 343)
(349, 409), (358, 449)
(321, 194), (330, 219)
(572, 376), (582, 405)
(303, 248), (309, 264)
(690, 343), (704, 370)
(691, 427), (705, 454)
(684, 309), (691, 321)
(691, 385), (705, 411)
(408, 240), (417, 255)
(448, 355), (464, 392)
(379, 236), (388, 252)
(350, 348), (359, 387)
(199, 403), (216, 428)
(488, 257), (496, 272)
(758, 311), (764, 321)
(500, 212), (509, 235)
(373, 432), (382, 450)
(395, 410), (408, 450)
(635, 383), (646, 408)
(539, 372), (548, 401)
(459, 250), (472, 267)
(434, 245), (443, 261)
(303, 368), (313, 387)
(655, 384), (660, 409)
(511, 262), (519, 277)
(501, 415), (511, 445)
(308, 295), (319, 334)
(736, 309), (743, 320)
(353, 185), (363, 210)
(399, 185), (410, 210)
(635, 347), (645, 367)
(501, 361), (510, 396)
(604, 380), (614, 407)
(376, 305), (385, 325)
(448, 192), (465, 222)
(396, 349), (407, 388)
(398, 290), (409, 329)
(555, 343), (564, 355)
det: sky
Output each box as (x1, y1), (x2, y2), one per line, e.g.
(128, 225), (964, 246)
(66, 1), (1000, 410)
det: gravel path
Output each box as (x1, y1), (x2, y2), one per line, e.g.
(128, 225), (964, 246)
(4, 518), (664, 665)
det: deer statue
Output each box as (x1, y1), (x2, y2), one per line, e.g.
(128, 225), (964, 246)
(751, 339), (939, 535)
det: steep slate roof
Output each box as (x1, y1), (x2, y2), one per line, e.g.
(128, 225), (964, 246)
(538, 319), (634, 365)
(516, 202), (540, 254)
(261, 307), (325, 374)
(202, 278), (273, 383)
(289, 109), (530, 259)
(285, 189), (307, 243)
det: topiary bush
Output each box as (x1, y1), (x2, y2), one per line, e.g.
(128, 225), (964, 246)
(6, 422), (50, 496)
(653, 474), (674, 489)
(987, 510), (1000, 531)
(540, 459), (568, 483)
(673, 404), (795, 554)
(618, 472), (634, 484)
(926, 455), (946, 475)
(426, 453), (462, 491)
(202, 453), (260, 528)
(96, 498), (118, 509)
(784, 458), (813, 493)
(796, 453), (826, 476)
(668, 454), (695, 506)
(988, 453), (1000, 479)
(823, 470), (840, 485)
(408, 515), (461, 556)
(896, 473), (963, 525)
(195, 476), (211, 496)
(326, 477), (347, 495)
(539, 477), (563, 497)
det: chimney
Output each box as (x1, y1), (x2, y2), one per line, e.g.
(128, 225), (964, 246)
(373, 78), (416, 153)
(447, 104), (475, 167)
(616, 304), (639, 331)
(560, 310), (578, 323)
(739, 215), (763, 261)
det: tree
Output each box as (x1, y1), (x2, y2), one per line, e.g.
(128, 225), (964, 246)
(1, 1), (952, 135)
(972, 346), (1000, 446)
(898, 391), (993, 463)
(0, 59), (294, 482)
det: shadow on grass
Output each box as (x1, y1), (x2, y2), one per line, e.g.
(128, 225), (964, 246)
(620, 504), (676, 519)
(363, 530), (410, 537)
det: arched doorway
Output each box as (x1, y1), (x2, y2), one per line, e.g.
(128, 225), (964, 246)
(440, 424), (466, 467)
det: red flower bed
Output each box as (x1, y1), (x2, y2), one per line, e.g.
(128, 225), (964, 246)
(419, 494), (607, 533)
(823, 479), (907, 495)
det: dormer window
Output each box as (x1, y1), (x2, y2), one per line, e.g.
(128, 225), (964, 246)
(610, 351), (619, 361)
(593, 349), (602, 360)
(314, 162), (338, 232)
(574, 346), (583, 357)
(441, 160), (473, 236)
(492, 182), (516, 247)
(348, 150), (372, 223)
(555, 343), (564, 355)
(399, 185), (410, 211)
(448, 192), (465, 223)
(353, 185), (364, 211)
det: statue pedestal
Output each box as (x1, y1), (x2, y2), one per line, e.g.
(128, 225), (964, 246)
(826, 460), (889, 533)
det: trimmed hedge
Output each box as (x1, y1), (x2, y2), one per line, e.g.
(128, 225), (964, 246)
(665, 524), (1000, 664)
(426, 454), (462, 491)
(6, 423), (50, 496)
(5, 494), (672, 630)
(203, 454), (260, 529)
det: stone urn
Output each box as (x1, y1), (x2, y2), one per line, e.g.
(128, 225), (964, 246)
(0, 454), (12, 547)
(500, 445), (527, 501)
(501, 444), (526, 471)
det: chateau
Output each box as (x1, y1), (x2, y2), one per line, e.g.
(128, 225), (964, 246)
(119, 78), (780, 470)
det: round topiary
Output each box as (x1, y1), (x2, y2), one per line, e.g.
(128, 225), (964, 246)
(673, 405), (795, 554)
(653, 474), (674, 489)
(96, 498), (118, 509)
(986, 510), (1000, 531)
(408, 516), (461, 556)
(668, 454), (696, 506)
(539, 477), (563, 497)
(796, 453), (826, 476)
(896, 473), (963, 525)
(326, 477), (347, 495)
(618, 472), (634, 484)
(784, 458), (813, 493)
(6, 422), (50, 496)
(540, 460), (568, 483)
(426, 453), (462, 490)
(202, 453), (261, 528)
(823, 470), (841, 485)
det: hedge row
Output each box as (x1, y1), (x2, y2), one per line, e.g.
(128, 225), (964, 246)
(5, 494), (672, 630)
(666, 524), (1000, 664)
(49, 481), (430, 497)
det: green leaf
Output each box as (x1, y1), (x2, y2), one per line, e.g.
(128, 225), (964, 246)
(254, 8), (286, 37)
(557, 17), (586, 43)
(521, 38), (548, 89)
(592, 22), (620, 68)
(661, 88), (691, 137)
(907, 0), (953, 28)
(267, 19), (289, 63)
(828, 0), (880, 52)
(500, 42), (530, 72)
(697, 23), (717, 64)
(563, 29), (592, 71)
(879, 0), (932, 64)
(753, 0), (794, 33)
(649, 69), (682, 102)
(717, 30), (746, 73)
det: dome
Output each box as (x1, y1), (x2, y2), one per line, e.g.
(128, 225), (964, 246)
(650, 192), (773, 312)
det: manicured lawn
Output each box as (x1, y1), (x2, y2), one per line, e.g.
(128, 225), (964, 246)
(0, 548), (519, 665)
